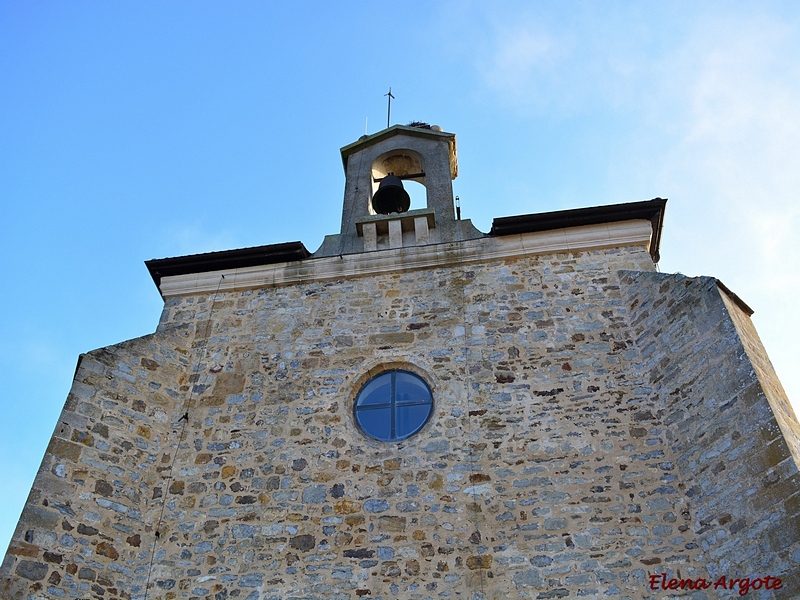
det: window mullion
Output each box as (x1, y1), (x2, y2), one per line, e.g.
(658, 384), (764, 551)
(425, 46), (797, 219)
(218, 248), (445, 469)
(390, 371), (396, 440)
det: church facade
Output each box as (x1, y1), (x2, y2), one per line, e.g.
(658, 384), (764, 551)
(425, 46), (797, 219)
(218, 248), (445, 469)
(3, 125), (799, 599)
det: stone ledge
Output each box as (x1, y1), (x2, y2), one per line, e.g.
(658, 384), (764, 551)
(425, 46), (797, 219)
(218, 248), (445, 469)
(158, 219), (653, 297)
(355, 208), (436, 236)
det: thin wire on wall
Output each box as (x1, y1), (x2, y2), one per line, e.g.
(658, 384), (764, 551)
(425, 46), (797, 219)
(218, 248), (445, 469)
(142, 273), (226, 600)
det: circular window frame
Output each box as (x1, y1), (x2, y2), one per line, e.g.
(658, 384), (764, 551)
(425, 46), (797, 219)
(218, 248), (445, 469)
(353, 369), (434, 442)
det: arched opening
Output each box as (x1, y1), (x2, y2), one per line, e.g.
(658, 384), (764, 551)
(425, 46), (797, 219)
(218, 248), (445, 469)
(370, 149), (427, 215)
(403, 180), (427, 212)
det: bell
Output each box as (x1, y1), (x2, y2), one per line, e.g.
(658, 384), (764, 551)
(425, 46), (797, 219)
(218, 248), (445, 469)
(371, 174), (411, 215)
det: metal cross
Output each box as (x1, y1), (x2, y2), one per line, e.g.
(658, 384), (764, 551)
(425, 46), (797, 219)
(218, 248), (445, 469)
(385, 87), (394, 129)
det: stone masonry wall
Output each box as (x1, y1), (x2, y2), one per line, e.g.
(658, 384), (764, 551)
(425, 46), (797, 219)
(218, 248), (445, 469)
(1, 326), (193, 599)
(138, 244), (692, 600)
(620, 271), (800, 594)
(6, 242), (796, 600)
(717, 286), (800, 465)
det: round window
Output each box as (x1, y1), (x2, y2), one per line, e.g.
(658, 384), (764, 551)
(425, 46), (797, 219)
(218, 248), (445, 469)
(354, 370), (433, 441)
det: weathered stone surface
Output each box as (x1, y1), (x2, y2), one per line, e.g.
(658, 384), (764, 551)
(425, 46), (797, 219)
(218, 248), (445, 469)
(15, 561), (47, 581)
(513, 568), (545, 588)
(290, 534), (316, 551)
(46, 438), (82, 462)
(2, 229), (798, 600)
(95, 542), (118, 560)
(466, 555), (492, 569)
(301, 484), (327, 504)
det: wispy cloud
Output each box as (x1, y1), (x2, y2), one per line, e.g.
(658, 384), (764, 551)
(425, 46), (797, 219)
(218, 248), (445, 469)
(662, 16), (800, 401)
(478, 27), (566, 106)
(166, 221), (241, 257)
(471, 6), (800, 403)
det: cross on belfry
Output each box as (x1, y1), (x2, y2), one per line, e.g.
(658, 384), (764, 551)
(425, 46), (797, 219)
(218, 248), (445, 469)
(385, 87), (394, 129)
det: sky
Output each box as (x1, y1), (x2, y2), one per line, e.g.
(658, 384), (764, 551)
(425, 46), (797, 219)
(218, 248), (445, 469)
(1, 1), (799, 556)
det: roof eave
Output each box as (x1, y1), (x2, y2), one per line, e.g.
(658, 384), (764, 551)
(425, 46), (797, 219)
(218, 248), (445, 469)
(489, 198), (667, 263)
(145, 241), (311, 296)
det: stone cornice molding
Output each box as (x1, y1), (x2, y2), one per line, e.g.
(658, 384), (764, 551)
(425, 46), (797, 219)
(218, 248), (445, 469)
(157, 219), (653, 298)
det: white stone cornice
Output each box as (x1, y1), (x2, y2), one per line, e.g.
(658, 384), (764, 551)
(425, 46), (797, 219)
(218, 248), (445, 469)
(158, 219), (653, 298)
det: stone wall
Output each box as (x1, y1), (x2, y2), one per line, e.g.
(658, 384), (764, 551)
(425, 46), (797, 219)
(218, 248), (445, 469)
(3, 242), (797, 599)
(1, 327), (192, 599)
(621, 271), (800, 593)
(144, 244), (687, 600)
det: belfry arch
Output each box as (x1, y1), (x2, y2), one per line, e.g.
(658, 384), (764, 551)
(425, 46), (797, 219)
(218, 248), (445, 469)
(315, 124), (482, 256)
(369, 149), (427, 215)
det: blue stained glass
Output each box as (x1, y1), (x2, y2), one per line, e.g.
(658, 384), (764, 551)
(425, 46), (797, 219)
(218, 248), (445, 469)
(396, 404), (433, 438)
(395, 371), (431, 404)
(355, 406), (392, 440)
(354, 370), (433, 442)
(358, 376), (392, 407)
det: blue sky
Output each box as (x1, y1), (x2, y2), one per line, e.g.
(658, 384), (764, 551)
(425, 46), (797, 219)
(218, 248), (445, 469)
(2, 1), (799, 554)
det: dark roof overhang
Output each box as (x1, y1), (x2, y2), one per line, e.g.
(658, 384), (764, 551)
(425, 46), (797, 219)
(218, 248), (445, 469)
(489, 198), (667, 263)
(146, 241), (311, 294)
